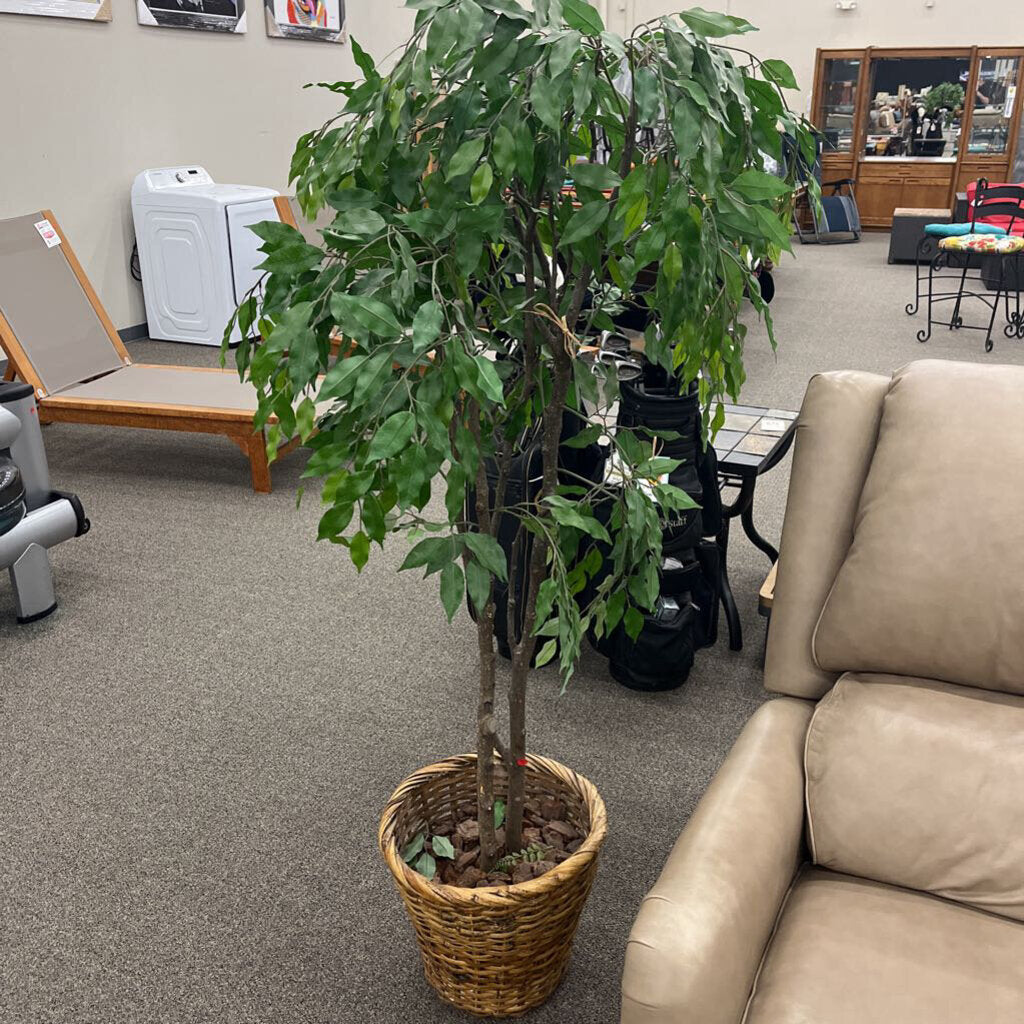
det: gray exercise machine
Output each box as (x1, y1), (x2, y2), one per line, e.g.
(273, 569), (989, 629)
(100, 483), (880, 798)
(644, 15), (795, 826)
(0, 381), (89, 623)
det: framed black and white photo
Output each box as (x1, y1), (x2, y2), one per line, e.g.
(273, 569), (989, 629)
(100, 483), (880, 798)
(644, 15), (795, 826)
(0, 0), (110, 21)
(136, 0), (246, 33)
(264, 0), (344, 43)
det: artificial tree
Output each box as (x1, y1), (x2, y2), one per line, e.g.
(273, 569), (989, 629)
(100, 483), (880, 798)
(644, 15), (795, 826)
(228, 0), (817, 876)
(924, 81), (965, 116)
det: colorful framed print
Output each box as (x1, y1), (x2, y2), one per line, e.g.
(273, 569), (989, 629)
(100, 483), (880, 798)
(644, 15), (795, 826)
(136, 0), (246, 32)
(0, 0), (111, 21)
(264, 0), (345, 43)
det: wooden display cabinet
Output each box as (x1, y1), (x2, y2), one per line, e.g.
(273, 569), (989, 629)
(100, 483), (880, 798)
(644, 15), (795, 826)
(811, 46), (1024, 228)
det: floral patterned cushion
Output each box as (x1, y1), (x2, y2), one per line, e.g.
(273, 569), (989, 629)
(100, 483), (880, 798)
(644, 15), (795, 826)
(938, 233), (1024, 254)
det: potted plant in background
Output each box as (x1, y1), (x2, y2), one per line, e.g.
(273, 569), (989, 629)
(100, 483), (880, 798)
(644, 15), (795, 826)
(226, 0), (816, 1015)
(924, 80), (965, 118)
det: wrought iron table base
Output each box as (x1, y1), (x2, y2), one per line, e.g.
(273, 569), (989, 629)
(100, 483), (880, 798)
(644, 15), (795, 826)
(717, 475), (778, 652)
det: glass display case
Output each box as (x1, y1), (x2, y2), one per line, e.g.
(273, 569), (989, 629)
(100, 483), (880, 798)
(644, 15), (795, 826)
(821, 58), (861, 153)
(968, 55), (1020, 155)
(812, 47), (1024, 228)
(862, 56), (970, 159)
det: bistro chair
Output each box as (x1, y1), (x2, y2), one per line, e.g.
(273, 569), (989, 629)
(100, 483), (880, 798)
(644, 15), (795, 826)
(910, 178), (1024, 352)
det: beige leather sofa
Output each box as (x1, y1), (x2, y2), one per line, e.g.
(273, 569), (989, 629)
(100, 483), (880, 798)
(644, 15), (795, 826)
(622, 359), (1024, 1024)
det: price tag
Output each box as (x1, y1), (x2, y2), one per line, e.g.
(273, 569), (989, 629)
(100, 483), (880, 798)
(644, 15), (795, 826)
(34, 219), (61, 249)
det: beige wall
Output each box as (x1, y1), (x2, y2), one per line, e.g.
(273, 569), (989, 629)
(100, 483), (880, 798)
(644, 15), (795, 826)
(3, 1), (1017, 330)
(0, 3), (414, 331)
(623, 0), (1023, 112)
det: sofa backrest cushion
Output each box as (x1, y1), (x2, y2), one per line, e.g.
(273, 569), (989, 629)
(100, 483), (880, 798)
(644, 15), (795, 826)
(763, 370), (888, 700)
(805, 673), (1024, 922)
(813, 359), (1024, 694)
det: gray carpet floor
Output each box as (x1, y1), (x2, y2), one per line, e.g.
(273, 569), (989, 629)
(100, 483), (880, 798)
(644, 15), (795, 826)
(3, 232), (1023, 1023)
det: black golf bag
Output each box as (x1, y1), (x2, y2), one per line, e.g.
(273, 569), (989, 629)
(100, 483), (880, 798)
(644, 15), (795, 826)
(466, 411), (606, 659)
(589, 372), (722, 692)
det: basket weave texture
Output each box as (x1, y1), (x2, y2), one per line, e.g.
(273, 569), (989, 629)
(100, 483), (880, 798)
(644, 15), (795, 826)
(378, 753), (608, 1017)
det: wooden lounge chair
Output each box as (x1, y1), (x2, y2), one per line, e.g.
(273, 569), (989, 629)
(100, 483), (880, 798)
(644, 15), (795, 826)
(0, 210), (299, 493)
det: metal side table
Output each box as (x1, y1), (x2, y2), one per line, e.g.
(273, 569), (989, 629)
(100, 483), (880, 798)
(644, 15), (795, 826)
(713, 404), (798, 651)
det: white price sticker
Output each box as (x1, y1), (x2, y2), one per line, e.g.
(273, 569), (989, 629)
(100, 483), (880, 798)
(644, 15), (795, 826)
(34, 219), (61, 249)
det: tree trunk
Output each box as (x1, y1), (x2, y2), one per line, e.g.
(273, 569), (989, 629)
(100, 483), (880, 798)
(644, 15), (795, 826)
(504, 350), (574, 853)
(470, 399), (500, 872)
(476, 599), (499, 872)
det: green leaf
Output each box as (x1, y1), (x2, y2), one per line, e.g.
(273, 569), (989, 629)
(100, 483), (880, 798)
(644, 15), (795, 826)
(400, 536), (457, 574)
(331, 293), (403, 338)
(530, 75), (563, 131)
(762, 58), (798, 90)
(259, 242), (322, 276)
(249, 219), (305, 246)
(633, 67), (660, 123)
(319, 352), (365, 400)
(350, 36), (377, 79)
(561, 422), (602, 448)
(535, 638), (558, 667)
(562, 0), (603, 33)
(295, 396), (317, 442)
(617, 165), (647, 209)
(662, 242), (682, 289)
(440, 561), (465, 622)
(317, 502), (354, 541)
(513, 119), (536, 182)
(470, 161), (494, 205)
(326, 187), (378, 210)
(730, 168), (792, 201)
(533, 577), (557, 626)
(479, 0), (529, 19)
(402, 832), (425, 863)
(637, 456), (683, 477)
(492, 124), (516, 176)
(432, 835), (456, 859)
(367, 411), (416, 460)
(413, 851), (436, 879)
(573, 60), (596, 113)
(544, 497), (611, 542)
(474, 356), (505, 404)
(463, 532), (508, 581)
(334, 208), (387, 236)
(624, 605), (645, 641)
(412, 300), (444, 353)
(561, 201), (609, 245)
(605, 590), (626, 633)
(570, 162), (621, 191)
(621, 196), (648, 238)
(494, 799), (507, 829)
(670, 99), (700, 160)
(679, 7), (754, 37)
(349, 530), (370, 571)
(547, 30), (580, 79)
(447, 137), (486, 179)
(465, 559), (492, 614)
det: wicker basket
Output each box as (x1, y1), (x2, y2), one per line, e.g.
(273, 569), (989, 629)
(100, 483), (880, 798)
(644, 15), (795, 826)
(378, 753), (608, 1018)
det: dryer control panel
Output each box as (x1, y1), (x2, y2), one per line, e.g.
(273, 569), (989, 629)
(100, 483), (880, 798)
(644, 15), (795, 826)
(140, 166), (214, 190)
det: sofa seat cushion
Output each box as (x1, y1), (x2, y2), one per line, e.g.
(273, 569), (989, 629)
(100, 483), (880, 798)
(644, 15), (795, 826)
(804, 673), (1024, 921)
(743, 869), (1024, 1024)
(813, 359), (1024, 694)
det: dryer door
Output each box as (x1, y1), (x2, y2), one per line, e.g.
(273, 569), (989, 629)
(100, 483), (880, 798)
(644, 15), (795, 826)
(225, 199), (280, 306)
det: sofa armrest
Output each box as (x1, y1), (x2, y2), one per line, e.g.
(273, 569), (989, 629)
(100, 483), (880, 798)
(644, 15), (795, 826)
(621, 698), (814, 1024)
